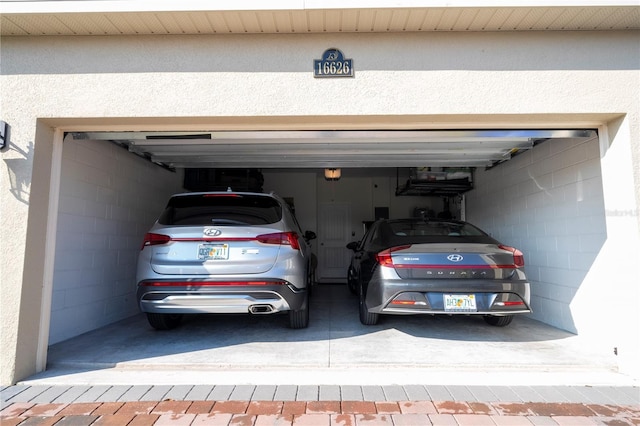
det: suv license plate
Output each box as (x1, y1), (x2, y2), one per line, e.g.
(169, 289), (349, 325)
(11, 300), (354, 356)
(444, 294), (477, 312)
(198, 244), (229, 260)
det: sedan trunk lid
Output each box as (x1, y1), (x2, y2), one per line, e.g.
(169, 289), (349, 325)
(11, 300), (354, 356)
(381, 243), (522, 280)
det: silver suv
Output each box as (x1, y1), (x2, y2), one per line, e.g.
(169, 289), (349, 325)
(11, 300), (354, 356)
(136, 191), (316, 330)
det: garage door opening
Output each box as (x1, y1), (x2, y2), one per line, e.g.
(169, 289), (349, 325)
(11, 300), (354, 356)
(44, 127), (610, 379)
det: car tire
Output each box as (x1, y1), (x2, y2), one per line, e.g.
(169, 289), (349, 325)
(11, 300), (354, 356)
(483, 315), (513, 327)
(359, 288), (379, 325)
(307, 262), (315, 298)
(347, 268), (357, 295)
(288, 307), (309, 329)
(146, 313), (183, 330)
(288, 295), (310, 329)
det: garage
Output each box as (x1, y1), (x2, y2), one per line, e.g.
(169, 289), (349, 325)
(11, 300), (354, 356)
(40, 126), (616, 380)
(2, 2), (638, 386)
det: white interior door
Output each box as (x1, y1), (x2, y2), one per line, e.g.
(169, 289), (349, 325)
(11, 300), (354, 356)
(317, 203), (351, 283)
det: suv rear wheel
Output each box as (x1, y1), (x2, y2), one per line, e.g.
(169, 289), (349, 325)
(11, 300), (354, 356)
(288, 294), (309, 329)
(146, 313), (183, 330)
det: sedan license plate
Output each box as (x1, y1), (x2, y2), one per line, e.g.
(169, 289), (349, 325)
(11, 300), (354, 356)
(444, 294), (477, 312)
(198, 244), (229, 260)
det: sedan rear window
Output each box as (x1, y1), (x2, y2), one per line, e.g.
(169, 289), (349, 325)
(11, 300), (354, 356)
(388, 221), (486, 237)
(368, 219), (497, 249)
(158, 194), (282, 226)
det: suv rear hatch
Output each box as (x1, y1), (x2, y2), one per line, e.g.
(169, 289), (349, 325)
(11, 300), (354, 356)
(147, 193), (286, 276)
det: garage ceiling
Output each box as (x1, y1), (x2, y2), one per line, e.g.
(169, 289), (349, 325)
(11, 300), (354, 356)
(69, 129), (597, 169)
(2, 2), (639, 36)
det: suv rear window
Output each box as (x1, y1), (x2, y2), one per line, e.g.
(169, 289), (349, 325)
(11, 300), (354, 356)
(158, 194), (282, 226)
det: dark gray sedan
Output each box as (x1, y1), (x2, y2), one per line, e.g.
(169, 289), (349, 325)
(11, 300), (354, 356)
(347, 218), (531, 326)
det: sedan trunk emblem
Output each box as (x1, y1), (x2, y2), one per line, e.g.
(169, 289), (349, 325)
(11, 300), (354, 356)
(447, 254), (464, 262)
(203, 228), (222, 237)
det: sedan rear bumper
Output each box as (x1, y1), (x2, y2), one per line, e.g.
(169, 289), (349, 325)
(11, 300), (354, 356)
(365, 278), (531, 315)
(137, 281), (307, 314)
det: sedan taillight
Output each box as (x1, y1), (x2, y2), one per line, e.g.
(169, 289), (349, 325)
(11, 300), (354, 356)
(141, 233), (171, 250)
(256, 232), (301, 250)
(375, 245), (412, 267)
(498, 245), (525, 267)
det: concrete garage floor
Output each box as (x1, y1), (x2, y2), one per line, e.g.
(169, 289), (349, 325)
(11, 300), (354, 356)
(24, 285), (634, 387)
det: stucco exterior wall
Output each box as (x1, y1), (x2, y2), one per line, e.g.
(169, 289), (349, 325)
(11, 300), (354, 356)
(1, 30), (639, 384)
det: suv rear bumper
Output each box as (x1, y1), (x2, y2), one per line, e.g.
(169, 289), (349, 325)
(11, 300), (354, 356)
(137, 280), (307, 314)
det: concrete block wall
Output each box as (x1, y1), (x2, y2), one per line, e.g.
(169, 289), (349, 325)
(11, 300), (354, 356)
(465, 136), (605, 333)
(50, 138), (184, 344)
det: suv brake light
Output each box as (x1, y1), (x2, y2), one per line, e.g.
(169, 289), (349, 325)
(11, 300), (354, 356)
(256, 232), (301, 250)
(141, 233), (171, 250)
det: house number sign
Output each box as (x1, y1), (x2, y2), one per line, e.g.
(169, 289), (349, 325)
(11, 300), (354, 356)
(314, 48), (354, 78)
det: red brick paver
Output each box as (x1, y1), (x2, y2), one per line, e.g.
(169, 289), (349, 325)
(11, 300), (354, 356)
(128, 414), (161, 426)
(246, 400), (284, 415)
(254, 414), (294, 426)
(434, 400), (475, 414)
(22, 403), (66, 417)
(115, 401), (157, 416)
(191, 413), (233, 425)
(332, 413), (356, 426)
(374, 401), (401, 414)
(58, 402), (102, 416)
(341, 401), (377, 414)
(398, 400), (437, 414)
(292, 413), (331, 426)
(92, 413), (136, 425)
(154, 413), (197, 425)
(186, 400), (215, 414)
(527, 402), (596, 417)
(212, 400), (249, 414)
(282, 401), (307, 416)
(92, 402), (125, 416)
(306, 400), (341, 414)
(391, 413), (432, 426)
(2, 399), (638, 425)
(38, 415), (89, 425)
(228, 413), (256, 425)
(151, 400), (192, 415)
(0, 402), (35, 417)
(354, 413), (394, 425)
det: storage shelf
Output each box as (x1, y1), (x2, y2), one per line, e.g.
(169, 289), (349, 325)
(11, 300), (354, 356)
(395, 177), (473, 197)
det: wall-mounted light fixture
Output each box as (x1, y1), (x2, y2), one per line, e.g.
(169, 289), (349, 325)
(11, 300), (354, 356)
(324, 168), (341, 181)
(0, 121), (7, 150)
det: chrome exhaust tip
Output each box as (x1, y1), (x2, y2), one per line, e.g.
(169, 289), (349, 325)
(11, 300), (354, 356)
(248, 304), (275, 314)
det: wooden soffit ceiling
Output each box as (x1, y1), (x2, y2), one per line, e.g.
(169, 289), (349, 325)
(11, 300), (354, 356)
(2, 1), (639, 36)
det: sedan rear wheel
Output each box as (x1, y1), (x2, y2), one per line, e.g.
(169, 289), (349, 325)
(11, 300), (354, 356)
(483, 315), (513, 327)
(347, 267), (357, 295)
(359, 288), (379, 325)
(146, 313), (183, 330)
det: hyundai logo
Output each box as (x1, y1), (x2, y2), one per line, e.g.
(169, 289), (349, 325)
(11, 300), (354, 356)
(447, 254), (464, 262)
(203, 228), (222, 237)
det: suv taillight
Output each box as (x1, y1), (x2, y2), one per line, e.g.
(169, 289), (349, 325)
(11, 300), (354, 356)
(498, 245), (525, 267)
(141, 233), (171, 250)
(256, 232), (301, 250)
